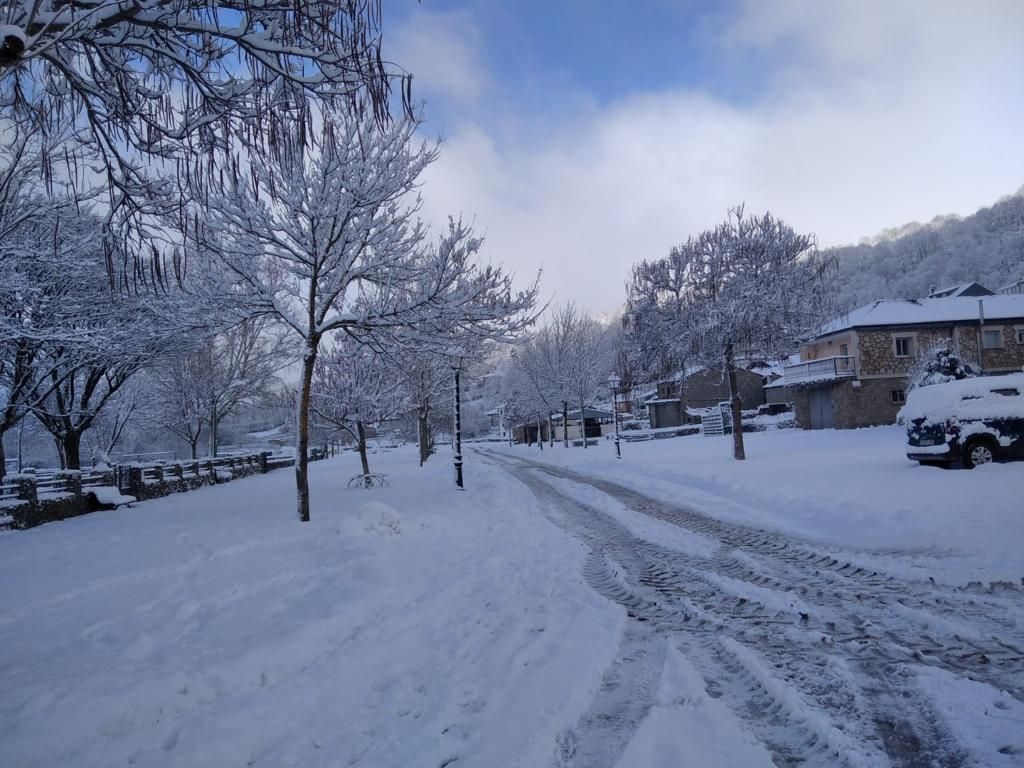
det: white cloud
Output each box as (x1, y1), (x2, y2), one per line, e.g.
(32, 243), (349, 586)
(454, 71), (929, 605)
(389, 9), (489, 109)
(413, 2), (1024, 313)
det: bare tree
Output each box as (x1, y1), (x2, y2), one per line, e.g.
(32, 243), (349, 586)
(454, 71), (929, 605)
(1, 1), (412, 281)
(205, 318), (291, 457)
(311, 340), (399, 482)
(0, 132), (84, 478)
(629, 207), (836, 460)
(83, 377), (143, 465)
(197, 108), (538, 521)
(19, 207), (194, 469)
(145, 353), (209, 459)
(513, 304), (611, 448)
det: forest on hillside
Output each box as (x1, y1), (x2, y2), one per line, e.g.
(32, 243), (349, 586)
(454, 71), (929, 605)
(827, 186), (1024, 308)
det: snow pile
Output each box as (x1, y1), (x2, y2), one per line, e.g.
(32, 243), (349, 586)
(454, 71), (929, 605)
(354, 500), (402, 536)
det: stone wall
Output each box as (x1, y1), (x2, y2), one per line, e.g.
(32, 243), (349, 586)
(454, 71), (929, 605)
(683, 368), (767, 410)
(649, 401), (683, 429)
(831, 378), (907, 428)
(857, 322), (1024, 377)
(792, 387), (810, 428)
(857, 327), (955, 376)
(955, 324), (1024, 372)
(792, 378), (907, 429)
(2, 453), (298, 531)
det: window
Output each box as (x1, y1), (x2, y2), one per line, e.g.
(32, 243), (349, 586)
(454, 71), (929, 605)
(991, 388), (1021, 397)
(839, 343), (849, 357)
(894, 337), (913, 357)
(982, 329), (1003, 349)
(1016, 326), (1024, 344)
(890, 388), (906, 404)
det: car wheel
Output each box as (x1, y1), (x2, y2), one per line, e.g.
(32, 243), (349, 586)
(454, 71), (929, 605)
(963, 438), (996, 469)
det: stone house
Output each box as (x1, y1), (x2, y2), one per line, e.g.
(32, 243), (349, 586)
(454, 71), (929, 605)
(647, 367), (770, 428)
(784, 295), (1024, 429)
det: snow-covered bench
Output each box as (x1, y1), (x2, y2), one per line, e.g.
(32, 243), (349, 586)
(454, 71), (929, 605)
(85, 486), (137, 510)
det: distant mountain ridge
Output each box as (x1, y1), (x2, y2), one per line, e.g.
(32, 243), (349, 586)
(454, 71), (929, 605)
(826, 186), (1024, 308)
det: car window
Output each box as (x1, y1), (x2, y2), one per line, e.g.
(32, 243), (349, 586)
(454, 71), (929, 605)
(990, 388), (1020, 396)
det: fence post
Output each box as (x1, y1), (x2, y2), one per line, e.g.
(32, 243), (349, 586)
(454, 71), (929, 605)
(259, 452), (269, 473)
(128, 466), (143, 497)
(13, 474), (37, 505)
(55, 470), (82, 498)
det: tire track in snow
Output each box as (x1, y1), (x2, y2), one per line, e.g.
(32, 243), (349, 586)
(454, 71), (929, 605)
(483, 450), (1021, 767)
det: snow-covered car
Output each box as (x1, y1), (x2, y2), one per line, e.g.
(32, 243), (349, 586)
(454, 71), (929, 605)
(903, 372), (1024, 468)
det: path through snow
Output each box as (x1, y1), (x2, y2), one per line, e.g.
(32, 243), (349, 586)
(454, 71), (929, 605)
(481, 449), (1024, 768)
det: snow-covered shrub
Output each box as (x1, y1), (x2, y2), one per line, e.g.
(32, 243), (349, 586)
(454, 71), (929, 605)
(909, 343), (980, 390)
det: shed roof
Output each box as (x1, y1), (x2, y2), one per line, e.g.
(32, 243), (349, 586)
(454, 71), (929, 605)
(551, 407), (614, 422)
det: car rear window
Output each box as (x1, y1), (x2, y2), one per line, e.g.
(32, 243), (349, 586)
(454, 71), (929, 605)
(990, 388), (1020, 396)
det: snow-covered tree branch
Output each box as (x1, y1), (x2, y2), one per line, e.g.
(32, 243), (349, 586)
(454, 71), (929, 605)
(196, 106), (538, 521)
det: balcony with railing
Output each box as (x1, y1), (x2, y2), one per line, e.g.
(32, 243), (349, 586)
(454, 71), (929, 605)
(782, 355), (856, 384)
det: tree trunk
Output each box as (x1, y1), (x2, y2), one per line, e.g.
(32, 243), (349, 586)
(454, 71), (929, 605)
(62, 431), (83, 470)
(563, 401), (569, 448)
(295, 342), (319, 522)
(580, 401), (588, 448)
(190, 434), (200, 460)
(724, 341), (746, 461)
(209, 399), (218, 458)
(0, 433), (6, 481)
(536, 413), (543, 450)
(418, 405), (430, 466)
(357, 421), (371, 477)
(548, 414), (554, 447)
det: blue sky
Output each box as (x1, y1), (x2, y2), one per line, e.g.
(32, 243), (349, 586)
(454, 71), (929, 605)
(381, 1), (1024, 313)
(384, 0), (779, 133)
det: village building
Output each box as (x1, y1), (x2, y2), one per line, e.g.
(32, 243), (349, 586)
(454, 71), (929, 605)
(783, 294), (1024, 429)
(646, 367), (776, 429)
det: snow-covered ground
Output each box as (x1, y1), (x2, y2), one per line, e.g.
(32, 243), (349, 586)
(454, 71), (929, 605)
(3, 430), (1022, 767)
(495, 425), (1024, 585)
(0, 449), (625, 768)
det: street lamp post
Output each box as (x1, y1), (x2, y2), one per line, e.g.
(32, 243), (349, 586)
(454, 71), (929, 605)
(452, 359), (464, 489)
(608, 373), (622, 459)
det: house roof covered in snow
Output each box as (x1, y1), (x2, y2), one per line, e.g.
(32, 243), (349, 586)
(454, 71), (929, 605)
(812, 295), (1024, 339)
(926, 282), (995, 299)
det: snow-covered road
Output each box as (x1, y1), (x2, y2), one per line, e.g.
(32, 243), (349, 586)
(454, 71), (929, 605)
(481, 448), (1024, 768)
(2, 440), (1021, 767)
